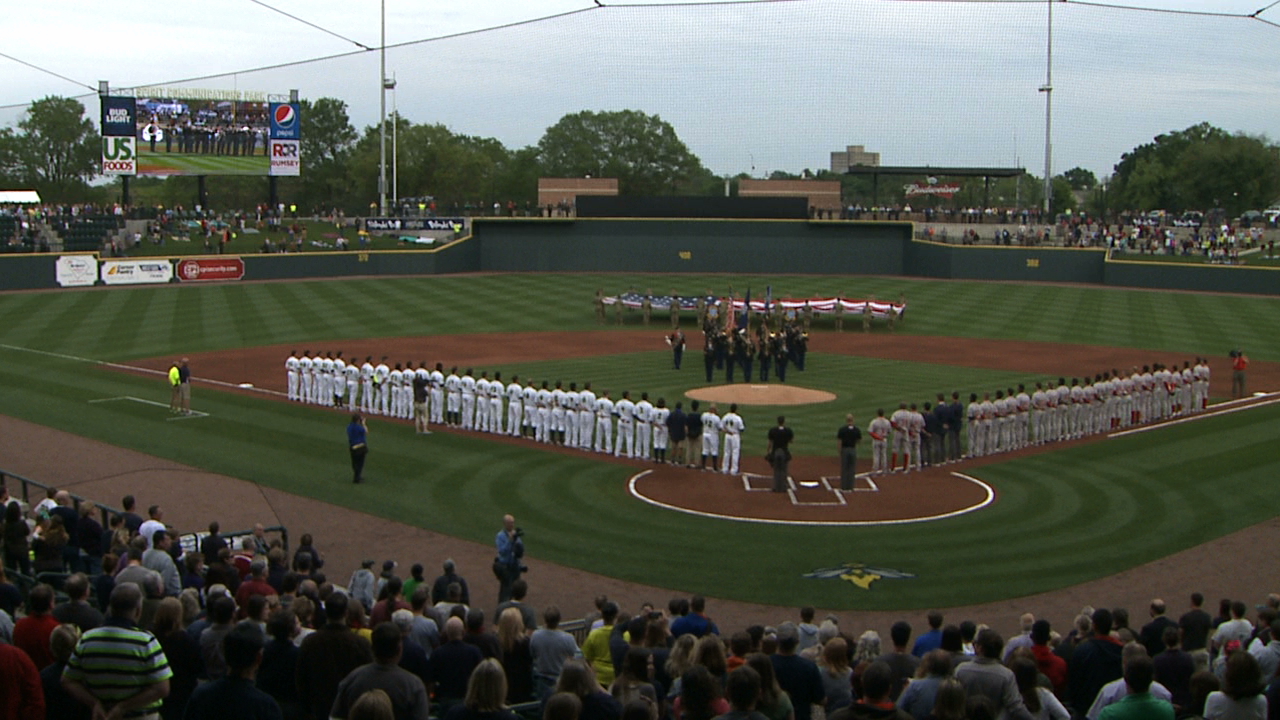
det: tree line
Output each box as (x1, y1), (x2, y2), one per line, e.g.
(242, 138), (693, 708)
(1, 95), (1276, 219)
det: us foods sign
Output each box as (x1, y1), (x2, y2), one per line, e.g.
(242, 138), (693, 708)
(903, 182), (961, 199)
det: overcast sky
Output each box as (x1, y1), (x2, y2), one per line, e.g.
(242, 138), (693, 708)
(4, 0), (1277, 180)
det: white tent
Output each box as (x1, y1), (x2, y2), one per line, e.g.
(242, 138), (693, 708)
(0, 190), (41, 204)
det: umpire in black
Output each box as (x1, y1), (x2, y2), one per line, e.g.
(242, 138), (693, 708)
(836, 414), (862, 491)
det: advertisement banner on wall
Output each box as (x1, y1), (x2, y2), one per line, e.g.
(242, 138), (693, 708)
(269, 140), (300, 176)
(101, 259), (173, 285)
(176, 257), (244, 282)
(102, 136), (137, 176)
(55, 255), (98, 287)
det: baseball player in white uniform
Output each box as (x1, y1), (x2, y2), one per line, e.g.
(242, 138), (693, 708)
(521, 381), (538, 439)
(551, 382), (568, 444)
(701, 404), (722, 471)
(652, 399), (671, 464)
(445, 367), (461, 426)
(429, 363), (445, 424)
(318, 353), (334, 407)
(373, 357), (391, 416)
(1015, 384), (1031, 449)
(389, 364), (404, 418)
(577, 383), (596, 450)
(719, 403), (744, 474)
(966, 393), (982, 456)
(475, 373), (491, 432)
(613, 391), (636, 457)
(633, 392), (653, 460)
(286, 351), (300, 401)
(889, 403), (912, 471)
(594, 390), (614, 453)
(299, 351), (314, 404)
(332, 353), (346, 408)
(867, 408), (891, 475)
(1194, 358), (1210, 412)
(506, 375), (524, 437)
(459, 369), (477, 430)
(344, 356), (360, 412)
(414, 362), (430, 428)
(490, 372), (506, 434)
(907, 403), (925, 471)
(535, 382), (553, 443)
(564, 383), (581, 447)
(360, 357), (375, 414)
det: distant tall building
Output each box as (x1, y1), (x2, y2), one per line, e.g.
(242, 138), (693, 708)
(830, 145), (881, 173)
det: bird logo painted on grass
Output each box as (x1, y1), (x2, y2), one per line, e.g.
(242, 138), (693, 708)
(804, 563), (916, 590)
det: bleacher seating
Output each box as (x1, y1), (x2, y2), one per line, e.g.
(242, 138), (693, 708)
(57, 214), (122, 252)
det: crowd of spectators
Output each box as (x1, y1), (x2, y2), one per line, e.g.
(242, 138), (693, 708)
(3, 484), (1280, 720)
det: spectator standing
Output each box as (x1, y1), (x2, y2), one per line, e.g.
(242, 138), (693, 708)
(444, 658), (519, 720)
(746, 653), (794, 720)
(495, 578), (538, 632)
(911, 612), (944, 658)
(3, 501), (32, 575)
(291, 534), (324, 575)
(1068, 609), (1124, 716)
(60, 583), (173, 720)
(494, 514), (526, 604)
(296, 592), (374, 720)
(1097, 655), (1174, 720)
(771, 623), (824, 720)
(330, 622), (430, 720)
(53, 573), (105, 632)
(1139, 599), (1179, 660)
(41, 623), (86, 720)
(120, 495), (144, 535)
(77, 502), (104, 576)
(428, 616), (485, 716)
(0, 634), (45, 719)
(829, 661), (911, 720)
(670, 596), (719, 639)
(201, 521), (229, 564)
(875, 621), (920, 701)
(499, 607), (535, 703)
(954, 630), (1034, 720)
(144, 530), (183, 597)
(585, 602), (620, 688)
(896, 650), (952, 720)
(1179, 593), (1214, 661)
(258, 608), (303, 720)
(152, 597), (202, 720)
(1153, 626), (1195, 711)
(348, 414), (369, 484)
(184, 621), (282, 719)
(532, 605), (583, 704)
(432, 559), (471, 607)
(14, 583), (60, 669)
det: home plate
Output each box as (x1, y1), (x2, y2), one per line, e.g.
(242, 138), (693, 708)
(239, 383), (255, 388)
(798, 480), (820, 488)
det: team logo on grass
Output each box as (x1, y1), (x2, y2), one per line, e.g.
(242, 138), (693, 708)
(804, 563), (916, 590)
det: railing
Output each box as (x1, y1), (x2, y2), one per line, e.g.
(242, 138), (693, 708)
(0, 467), (289, 555)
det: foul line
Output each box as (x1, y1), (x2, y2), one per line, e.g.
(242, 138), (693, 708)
(1108, 393), (1280, 439)
(89, 396), (210, 420)
(629, 470), (995, 527)
(0, 343), (287, 398)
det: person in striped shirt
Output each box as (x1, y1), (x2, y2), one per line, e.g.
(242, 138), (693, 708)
(62, 582), (172, 720)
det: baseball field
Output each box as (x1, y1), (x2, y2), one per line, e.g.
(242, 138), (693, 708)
(1, 268), (1279, 618)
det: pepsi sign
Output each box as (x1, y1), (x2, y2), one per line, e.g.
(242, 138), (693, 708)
(269, 102), (301, 140)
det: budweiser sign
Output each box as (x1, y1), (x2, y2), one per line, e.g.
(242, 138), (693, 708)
(177, 257), (245, 282)
(903, 182), (961, 198)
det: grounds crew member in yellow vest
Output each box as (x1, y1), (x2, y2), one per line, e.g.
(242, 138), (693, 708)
(169, 361), (182, 413)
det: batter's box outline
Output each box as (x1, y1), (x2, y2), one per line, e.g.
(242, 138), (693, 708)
(740, 472), (791, 492)
(89, 396), (210, 421)
(740, 473), (848, 506)
(822, 474), (881, 493)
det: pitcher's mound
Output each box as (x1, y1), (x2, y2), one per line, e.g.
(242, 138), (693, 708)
(686, 384), (836, 406)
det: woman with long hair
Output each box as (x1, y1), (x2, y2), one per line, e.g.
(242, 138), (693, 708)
(32, 514), (70, 573)
(348, 689), (395, 720)
(152, 596), (202, 720)
(692, 635), (729, 684)
(544, 692), (583, 720)
(498, 607), (534, 703)
(445, 658), (519, 720)
(927, 678), (967, 720)
(2, 501), (32, 575)
(672, 665), (728, 720)
(1204, 651), (1267, 719)
(556, 658), (623, 720)
(850, 630), (882, 699)
(1010, 657), (1068, 720)
(609, 647), (661, 720)
(818, 636), (853, 714)
(746, 653), (794, 720)
(665, 634), (699, 701)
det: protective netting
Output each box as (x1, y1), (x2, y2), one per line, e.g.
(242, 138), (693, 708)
(2, 0), (1276, 178)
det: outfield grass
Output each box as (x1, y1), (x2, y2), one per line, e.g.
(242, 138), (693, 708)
(136, 151), (270, 176)
(1, 274), (1278, 608)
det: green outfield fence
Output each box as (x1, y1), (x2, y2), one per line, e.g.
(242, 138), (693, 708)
(7, 218), (1278, 295)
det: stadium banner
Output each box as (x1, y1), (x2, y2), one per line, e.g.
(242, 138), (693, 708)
(176, 257), (245, 282)
(268, 102), (301, 140)
(55, 255), (98, 287)
(102, 136), (137, 176)
(364, 217), (466, 232)
(131, 89), (284, 176)
(100, 96), (136, 136)
(100, 259), (173, 285)
(268, 139), (301, 177)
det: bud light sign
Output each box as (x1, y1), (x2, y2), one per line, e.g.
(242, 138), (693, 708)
(269, 102), (301, 140)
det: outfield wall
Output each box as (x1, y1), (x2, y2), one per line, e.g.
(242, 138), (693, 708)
(3, 218), (1277, 294)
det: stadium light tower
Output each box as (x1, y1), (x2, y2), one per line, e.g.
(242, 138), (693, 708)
(379, 0), (387, 216)
(388, 74), (398, 209)
(1039, 0), (1054, 218)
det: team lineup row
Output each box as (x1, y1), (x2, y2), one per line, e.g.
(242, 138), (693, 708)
(284, 351), (751, 473)
(864, 359), (1215, 476)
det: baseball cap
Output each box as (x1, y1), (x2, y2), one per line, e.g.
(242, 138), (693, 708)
(361, 559), (375, 568)
(776, 621), (799, 643)
(382, 560), (397, 572)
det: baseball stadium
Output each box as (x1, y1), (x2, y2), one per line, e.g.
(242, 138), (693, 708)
(2, 1), (1280, 718)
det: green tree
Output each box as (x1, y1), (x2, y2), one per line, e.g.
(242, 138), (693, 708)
(298, 97), (358, 212)
(1061, 167), (1097, 191)
(536, 110), (707, 195)
(1109, 122), (1280, 215)
(16, 96), (100, 200)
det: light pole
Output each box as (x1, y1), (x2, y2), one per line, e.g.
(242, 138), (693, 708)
(378, 0), (387, 216)
(1039, 0), (1054, 219)
(385, 74), (397, 212)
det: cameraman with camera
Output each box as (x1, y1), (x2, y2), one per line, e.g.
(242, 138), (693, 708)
(494, 514), (527, 603)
